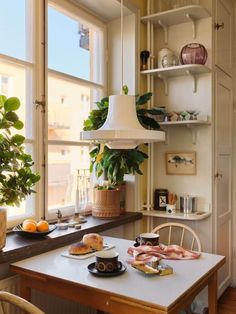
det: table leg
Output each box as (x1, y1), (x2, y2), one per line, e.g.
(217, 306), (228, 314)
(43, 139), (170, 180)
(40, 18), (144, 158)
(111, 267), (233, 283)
(208, 272), (217, 314)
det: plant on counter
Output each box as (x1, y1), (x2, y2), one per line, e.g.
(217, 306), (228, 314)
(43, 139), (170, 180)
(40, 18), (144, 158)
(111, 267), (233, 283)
(0, 95), (40, 249)
(83, 88), (162, 187)
(0, 95), (40, 206)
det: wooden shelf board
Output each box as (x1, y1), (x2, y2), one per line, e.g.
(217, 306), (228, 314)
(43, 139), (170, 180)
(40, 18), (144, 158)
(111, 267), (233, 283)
(140, 64), (211, 78)
(139, 210), (211, 221)
(141, 5), (210, 26)
(159, 120), (211, 126)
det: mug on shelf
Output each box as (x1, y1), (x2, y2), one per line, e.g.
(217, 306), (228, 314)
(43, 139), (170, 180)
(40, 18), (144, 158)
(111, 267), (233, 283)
(166, 204), (176, 214)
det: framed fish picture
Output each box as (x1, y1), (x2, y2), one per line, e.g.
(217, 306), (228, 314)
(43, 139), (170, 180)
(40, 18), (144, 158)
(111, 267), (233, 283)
(165, 151), (196, 175)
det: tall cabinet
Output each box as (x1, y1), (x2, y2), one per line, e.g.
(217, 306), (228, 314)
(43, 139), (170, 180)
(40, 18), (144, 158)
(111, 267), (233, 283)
(138, 0), (234, 296)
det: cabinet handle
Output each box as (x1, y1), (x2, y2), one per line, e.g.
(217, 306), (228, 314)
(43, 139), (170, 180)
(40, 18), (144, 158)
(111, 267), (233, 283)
(214, 22), (224, 30)
(215, 172), (223, 178)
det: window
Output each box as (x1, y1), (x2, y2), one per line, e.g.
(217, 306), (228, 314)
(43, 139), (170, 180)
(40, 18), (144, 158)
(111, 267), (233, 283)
(46, 2), (106, 219)
(0, 0), (36, 226)
(0, 0), (106, 227)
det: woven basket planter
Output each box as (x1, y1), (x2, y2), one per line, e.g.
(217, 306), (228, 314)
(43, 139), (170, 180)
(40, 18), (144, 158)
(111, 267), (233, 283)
(92, 189), (121, 219)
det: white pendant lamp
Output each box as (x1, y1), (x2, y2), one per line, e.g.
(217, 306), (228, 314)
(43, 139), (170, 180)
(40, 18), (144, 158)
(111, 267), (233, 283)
(80, 0), (165, 149)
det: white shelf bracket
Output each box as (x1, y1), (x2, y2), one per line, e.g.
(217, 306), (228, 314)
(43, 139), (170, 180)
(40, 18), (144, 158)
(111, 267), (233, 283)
(186, 70), (197, 93)
(158, 19), (168, 44)
(186, 13), (196, 38)
(186, 124), (197, 144)
(158, 74), (168, 95)
(159, 126), (169, 145)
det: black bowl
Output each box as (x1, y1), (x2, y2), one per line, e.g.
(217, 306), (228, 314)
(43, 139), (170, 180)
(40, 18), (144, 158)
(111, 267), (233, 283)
(13, 224), (56, 238)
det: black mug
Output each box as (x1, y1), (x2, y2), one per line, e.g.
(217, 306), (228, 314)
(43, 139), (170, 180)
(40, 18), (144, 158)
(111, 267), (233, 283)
(95, 250), (122, 273)
(135, 233), (160, 246)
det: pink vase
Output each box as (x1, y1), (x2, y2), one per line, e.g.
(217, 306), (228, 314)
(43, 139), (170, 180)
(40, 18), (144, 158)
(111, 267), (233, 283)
(180, 43), (208, 65)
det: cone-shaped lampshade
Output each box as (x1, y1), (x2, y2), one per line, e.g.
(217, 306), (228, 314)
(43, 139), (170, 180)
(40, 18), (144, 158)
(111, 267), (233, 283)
(80, 94), (165, 149)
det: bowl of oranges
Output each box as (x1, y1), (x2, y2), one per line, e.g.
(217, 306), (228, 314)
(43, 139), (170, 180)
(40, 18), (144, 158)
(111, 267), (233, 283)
(13, 219), (56, 238)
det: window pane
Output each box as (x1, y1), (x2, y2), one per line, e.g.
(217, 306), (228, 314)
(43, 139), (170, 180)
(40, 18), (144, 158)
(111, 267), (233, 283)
(48, 5), (103, 83)
(48, 145), (91, 210)
(0, 0), (33, 62)
(48, 74), (100, 141)
(0, 59), (34, 139)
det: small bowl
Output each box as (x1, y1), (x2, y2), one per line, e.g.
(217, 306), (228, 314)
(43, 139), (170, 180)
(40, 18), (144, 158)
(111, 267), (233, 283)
(55, 223), (69, 230)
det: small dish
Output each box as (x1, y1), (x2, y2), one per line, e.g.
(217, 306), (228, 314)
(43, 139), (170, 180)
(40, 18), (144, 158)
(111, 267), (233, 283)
(87, 262), (126, 277)
(13, 224), (56, 238)
(55, 223), (69, 230)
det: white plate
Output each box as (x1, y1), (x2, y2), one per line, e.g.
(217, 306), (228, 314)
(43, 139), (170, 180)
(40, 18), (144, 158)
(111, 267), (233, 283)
(61, 243), (115, 260)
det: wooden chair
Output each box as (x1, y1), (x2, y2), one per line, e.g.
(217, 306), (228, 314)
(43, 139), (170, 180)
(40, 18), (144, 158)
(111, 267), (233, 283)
(151, 222), (202, 252)
(0, 291), (45, 314)
(152, 222), (202, 314)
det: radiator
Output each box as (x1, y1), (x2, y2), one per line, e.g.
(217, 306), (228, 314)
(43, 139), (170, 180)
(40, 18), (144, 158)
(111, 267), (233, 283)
(0, 275), (96, 314)
(0, 275), (20, 314)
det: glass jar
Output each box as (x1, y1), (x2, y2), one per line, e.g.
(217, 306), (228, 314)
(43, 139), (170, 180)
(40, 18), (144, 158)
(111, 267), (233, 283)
(158, 48), (178, 68)
(154, 189), (169, 211)
(180, 43), (208, 65)
(140, 50), (150, 71)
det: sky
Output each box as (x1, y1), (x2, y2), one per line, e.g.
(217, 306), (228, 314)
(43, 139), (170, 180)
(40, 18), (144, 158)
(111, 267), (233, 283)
(0, 0), (90, 80)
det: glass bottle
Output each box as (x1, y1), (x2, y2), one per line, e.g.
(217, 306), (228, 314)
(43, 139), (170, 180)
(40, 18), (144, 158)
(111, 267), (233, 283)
(140, 51), (150, 70)
(75, 169), (90, 213)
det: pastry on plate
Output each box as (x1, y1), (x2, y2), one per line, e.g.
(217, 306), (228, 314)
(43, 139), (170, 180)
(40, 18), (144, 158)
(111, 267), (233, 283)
(82, 233), (103, 251)
(68, 242), (93, 255)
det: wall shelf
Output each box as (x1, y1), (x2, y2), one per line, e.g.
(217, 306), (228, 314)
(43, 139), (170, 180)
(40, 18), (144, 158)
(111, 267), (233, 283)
(141, 5), (210, 43)
(140, 209), (211, 221)
(159, 120), (211, 144)
(141, 64), (211, 95)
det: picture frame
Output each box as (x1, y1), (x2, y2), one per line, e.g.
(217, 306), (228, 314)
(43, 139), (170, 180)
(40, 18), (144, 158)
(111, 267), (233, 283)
(165, 151), (196, 175)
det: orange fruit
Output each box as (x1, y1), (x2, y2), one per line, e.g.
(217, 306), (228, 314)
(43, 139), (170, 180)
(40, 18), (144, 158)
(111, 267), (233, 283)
(36, 220), (49, 232)
(22, 220), (37, 232)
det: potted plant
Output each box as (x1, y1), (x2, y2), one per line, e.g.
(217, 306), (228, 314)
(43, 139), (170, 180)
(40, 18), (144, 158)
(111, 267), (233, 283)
(92, 182), (121, 219)
(0, 95), (40, 249)
(83, 89), (162, 217)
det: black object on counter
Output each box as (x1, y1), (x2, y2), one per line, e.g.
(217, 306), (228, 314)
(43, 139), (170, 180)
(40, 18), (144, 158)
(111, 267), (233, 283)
(154, 189), (168, 211)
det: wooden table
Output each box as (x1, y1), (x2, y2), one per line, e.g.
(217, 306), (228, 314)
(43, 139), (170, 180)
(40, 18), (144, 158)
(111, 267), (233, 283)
(10, 236), (225, 314)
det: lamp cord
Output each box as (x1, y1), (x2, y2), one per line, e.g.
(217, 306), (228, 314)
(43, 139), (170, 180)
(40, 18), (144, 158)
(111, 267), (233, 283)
(120, 0), (124, 95)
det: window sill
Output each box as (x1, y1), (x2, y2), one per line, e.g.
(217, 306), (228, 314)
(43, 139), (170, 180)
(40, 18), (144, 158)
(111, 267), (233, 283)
(1, 212), (142, 264)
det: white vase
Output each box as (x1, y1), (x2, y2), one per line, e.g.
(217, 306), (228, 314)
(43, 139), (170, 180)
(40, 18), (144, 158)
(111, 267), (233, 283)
(0, 208), (6, 250)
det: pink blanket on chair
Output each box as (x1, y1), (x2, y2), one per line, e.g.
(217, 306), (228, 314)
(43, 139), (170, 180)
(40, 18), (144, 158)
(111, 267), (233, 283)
(127, 244), (201, 264)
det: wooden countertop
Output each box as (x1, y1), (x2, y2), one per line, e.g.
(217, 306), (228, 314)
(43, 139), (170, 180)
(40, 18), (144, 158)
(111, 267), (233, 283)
(0, 212), (142, 264)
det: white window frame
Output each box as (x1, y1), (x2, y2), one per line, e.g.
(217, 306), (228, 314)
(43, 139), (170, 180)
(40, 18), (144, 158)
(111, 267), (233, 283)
(44, 0), (107, 220)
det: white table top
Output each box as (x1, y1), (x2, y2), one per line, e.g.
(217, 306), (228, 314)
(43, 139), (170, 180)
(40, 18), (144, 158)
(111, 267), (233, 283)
(11, 236), (225, 309)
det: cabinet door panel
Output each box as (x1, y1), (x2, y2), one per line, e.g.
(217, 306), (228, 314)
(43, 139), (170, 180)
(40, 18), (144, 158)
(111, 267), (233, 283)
(217, 217), (232, 291)
(214, 68), (232, 295)
(215, 0), (233, 75)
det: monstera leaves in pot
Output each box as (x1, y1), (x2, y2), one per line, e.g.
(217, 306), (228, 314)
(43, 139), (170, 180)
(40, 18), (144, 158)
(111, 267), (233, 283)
(0, 95), (40, 249)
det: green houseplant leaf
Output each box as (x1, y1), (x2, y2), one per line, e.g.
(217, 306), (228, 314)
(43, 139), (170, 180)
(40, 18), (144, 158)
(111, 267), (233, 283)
(0, 95), (40, 207)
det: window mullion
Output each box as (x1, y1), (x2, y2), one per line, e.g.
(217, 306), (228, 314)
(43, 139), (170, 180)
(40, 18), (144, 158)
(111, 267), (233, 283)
(35, 0), (47, 220)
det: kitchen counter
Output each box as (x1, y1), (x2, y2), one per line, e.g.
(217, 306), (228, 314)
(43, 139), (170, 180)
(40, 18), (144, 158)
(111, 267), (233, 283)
(0, 212), (142, 264)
